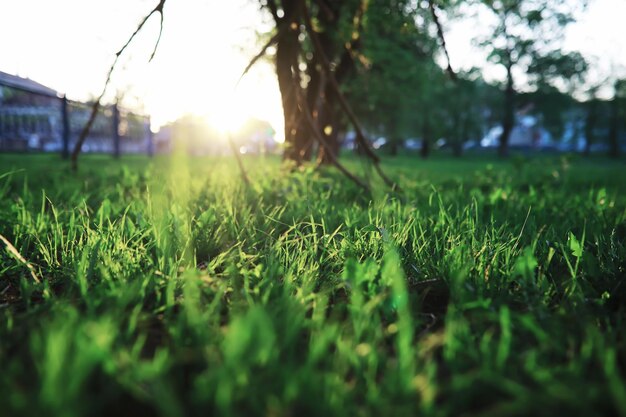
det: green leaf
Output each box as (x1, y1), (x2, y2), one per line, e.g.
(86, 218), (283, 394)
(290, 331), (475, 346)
(568, 232), (583, 258)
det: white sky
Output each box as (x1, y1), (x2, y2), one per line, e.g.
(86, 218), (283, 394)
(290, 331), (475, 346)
(445, 0), (626, 97)
(0, 0), (282, 136)
(1, 0), (625, 134)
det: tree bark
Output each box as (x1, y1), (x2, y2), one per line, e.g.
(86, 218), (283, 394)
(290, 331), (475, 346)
(275, 1), (305, 164)
(316, 106), (343, 165)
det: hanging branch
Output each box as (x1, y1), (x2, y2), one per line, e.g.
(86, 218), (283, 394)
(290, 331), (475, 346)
(235, 31), (281, 88)
(300, 0), (400, 192)
(292, 71), (371, 193)
(71, 0), (167, 171)
(311, 68), (328, 131)
(428, 0), (457, 81)
(149, 6), (166, 62)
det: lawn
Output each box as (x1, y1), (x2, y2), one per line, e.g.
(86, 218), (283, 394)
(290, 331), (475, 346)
(1, 153), (625, 416)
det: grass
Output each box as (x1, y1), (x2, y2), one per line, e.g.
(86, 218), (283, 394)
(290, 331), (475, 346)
(1, 152), (625, 416)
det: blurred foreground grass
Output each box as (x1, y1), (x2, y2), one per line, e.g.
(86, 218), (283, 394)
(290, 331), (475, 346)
(1, 153), (625, 416)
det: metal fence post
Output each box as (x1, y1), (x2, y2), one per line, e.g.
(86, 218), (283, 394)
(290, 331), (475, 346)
(61, 95), (70, 158)
(113, 102), (120, 158)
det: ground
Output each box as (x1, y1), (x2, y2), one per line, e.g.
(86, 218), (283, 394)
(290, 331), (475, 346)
(1, 153), (625, 416)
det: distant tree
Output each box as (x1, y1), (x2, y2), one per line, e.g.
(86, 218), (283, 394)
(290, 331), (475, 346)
(346, 3), (439, 157)
(584, 86), (600, 156)
(257, 0), (373, 165)
(256, 0), (455, 165)
(416, 64), (447, 159)
(474, 0), (585, 156)
(608, 79), (626, 158)
(251, 0), (434, 190)
(440, 71), (485, 156)
(518, 86), (574, 146)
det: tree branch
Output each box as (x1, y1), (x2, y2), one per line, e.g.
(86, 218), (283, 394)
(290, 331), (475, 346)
(71, 0), (167, 171)
(301, 0), (400, 191)
(429, 0), (457, 81)
(150, 8), (165, 62)
(292, 71), (371, 193)
(236, 31), (281, 88)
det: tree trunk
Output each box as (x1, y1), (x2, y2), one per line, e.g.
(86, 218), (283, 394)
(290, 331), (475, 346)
(316, 108), (343, 164)
(421, 120), (431, 159)
(584, 100), (596, 157)
(272, 0), (361, 165)
(389, 140), (399, 156)
(452, 113), (464, 157)
(608, 95), (620, 158)
(308, 34), (333, 165)
(452, 141), (462, 157)
(499, 63), (515, 158)
(314, 15), (354, 165)
(275, 2), (305, 164)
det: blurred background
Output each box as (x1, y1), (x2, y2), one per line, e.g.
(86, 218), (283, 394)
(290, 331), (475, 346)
(0, 0), (624, 159)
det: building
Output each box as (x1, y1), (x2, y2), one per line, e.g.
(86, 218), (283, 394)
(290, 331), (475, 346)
(0, 71), (151, 153)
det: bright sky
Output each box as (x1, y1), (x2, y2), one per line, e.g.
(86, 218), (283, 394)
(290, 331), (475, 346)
(0, 0), (283, 137)
(1, 0), (625, 135)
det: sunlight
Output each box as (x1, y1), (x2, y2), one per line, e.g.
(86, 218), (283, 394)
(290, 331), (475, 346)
(0, 0), (285, 140)
(205, 106), (247, 137)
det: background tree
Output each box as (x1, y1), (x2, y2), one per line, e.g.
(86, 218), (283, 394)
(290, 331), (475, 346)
(259, 0), (369, 165)
(474, 0), (585, 156)
(584, 86), (600, 156)
(253, 0), (407, 190)
(257, 0), (454, 165)
(526, 51), (588, 146)
(440, 71), (485, 156)
(608, 79), (626, 158)
(346, 1), (439, 156)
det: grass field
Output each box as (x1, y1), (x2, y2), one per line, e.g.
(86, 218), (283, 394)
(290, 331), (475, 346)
(1, 153), (625, 416)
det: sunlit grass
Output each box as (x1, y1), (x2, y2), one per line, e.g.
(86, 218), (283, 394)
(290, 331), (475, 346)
(1, 153), (625, 416)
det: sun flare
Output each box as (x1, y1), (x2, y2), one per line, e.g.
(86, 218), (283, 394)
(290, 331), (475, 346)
(204, 106), (247, 136)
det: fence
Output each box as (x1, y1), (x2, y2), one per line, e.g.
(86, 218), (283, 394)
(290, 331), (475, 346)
(0, 74), (153, 156)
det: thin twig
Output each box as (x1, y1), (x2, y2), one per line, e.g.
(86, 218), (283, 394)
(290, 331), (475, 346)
(71, 0), (167, 171)
(1, 233), (41, 284)
(236, 31), (281, 88)
(149, 9), (165, 62)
